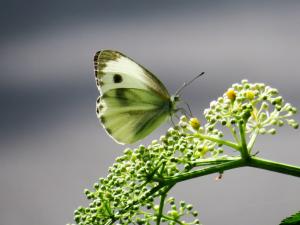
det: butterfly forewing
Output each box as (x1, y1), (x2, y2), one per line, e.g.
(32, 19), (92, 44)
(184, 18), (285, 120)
(94, 50), (170, 98)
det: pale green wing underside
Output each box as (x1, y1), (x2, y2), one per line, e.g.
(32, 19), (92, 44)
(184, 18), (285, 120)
(93, 50), (173, 144)
(96, 88), (170, 144)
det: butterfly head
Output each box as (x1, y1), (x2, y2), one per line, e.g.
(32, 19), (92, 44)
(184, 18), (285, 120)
(170, 95), (181, 110)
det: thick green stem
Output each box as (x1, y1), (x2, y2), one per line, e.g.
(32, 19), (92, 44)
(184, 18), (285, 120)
(248, 157), (300, 177)
(156, 159), (244, 184)
(155, 157), (300, 185)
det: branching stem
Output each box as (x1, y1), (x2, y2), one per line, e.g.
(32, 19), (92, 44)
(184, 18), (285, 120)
(195, 133), (240, 151)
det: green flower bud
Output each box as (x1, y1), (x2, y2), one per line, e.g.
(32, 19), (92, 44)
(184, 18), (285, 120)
(293, 123), (299, 129)
(241, 79), (249, 84)
(261, 102), (269, 110)
(168, 210), (179, 218)
(180, 201), (186, 207)
(180, 115), (188, 122)
(269, 88), (279, 95)
(259, 112), (267, 121)
(268, 128), (276, 135)
(259, 128), (266, 134)
(194, 219), (201, 224)
(186, 204), (193, 211)
(221, 119), (227, 126)
(179, 121), (188, 129)
(277, 120), (284, 127)
(192, 211), (198, 217)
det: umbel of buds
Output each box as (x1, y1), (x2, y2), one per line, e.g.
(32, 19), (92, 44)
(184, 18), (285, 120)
(204, 79), (298, 135)
(69, 80), (298, 225)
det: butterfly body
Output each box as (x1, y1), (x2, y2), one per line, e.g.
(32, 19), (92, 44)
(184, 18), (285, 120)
(94, 50), (180, 144)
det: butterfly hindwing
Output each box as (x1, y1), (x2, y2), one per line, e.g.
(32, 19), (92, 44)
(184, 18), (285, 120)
(96, 88), (170, 144)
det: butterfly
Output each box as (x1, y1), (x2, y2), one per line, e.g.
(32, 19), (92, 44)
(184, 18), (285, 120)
(94, 50), (204, 144)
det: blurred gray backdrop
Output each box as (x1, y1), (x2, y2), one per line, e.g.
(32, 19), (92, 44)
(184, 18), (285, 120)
(1, 1), (299, 225)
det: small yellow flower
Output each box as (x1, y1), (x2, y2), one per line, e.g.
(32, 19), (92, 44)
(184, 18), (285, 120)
(200, 146), (209, 157)
(189, 117), (200, 130)
(245, 90), (255, 100)
(226, 88), (236, 101)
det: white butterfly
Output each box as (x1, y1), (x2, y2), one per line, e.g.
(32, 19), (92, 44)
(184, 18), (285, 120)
(94, 50), (204, 144)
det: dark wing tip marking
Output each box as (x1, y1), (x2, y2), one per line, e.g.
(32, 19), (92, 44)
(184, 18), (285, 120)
(94, 50), (123, 79)
(94, 51), (102, 77)
(94, 51), (102, 62)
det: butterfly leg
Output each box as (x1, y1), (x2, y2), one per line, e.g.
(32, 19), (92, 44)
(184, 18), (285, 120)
(176, 107), (189, 118)
(183, 101), (193, 117)
(170, 114), (176, 127)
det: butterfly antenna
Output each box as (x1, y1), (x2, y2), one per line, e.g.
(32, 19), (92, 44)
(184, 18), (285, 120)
(175, 72), (205, 96)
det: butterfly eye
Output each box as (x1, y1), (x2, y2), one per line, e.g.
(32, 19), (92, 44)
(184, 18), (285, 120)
(113, 74), (123, 83)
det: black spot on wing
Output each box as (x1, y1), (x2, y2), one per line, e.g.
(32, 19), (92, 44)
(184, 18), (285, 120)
(113, 74), (123, 83)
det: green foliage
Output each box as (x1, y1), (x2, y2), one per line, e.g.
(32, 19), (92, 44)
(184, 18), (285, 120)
(280, 211), (300, 225)
(69, 80), (299, 225)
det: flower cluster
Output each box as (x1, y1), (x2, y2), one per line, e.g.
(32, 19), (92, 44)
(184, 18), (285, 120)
(70, 124), (210, 225)
(204, 79), (298, 136)
(70, 80), (298, 225)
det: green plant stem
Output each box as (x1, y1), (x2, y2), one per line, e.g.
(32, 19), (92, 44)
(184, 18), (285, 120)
(105, 156), (300, 225)
(155, 157), (300, 184)
(193, 157), (240, 167)
(157, 193), (167, 225)
(195, 133), (240, 151)
(247, 128), (259, 152)
(156, 185), (173, 225)
(238, 121), (250, 160)
(156, 158), (245, 184)
(161, 215), (185, 225)
(228, 125), (240, 144)
(248, 157), (300, 177)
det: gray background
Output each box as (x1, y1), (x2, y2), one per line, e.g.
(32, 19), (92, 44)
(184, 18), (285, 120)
(0, 1), (299, 225)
